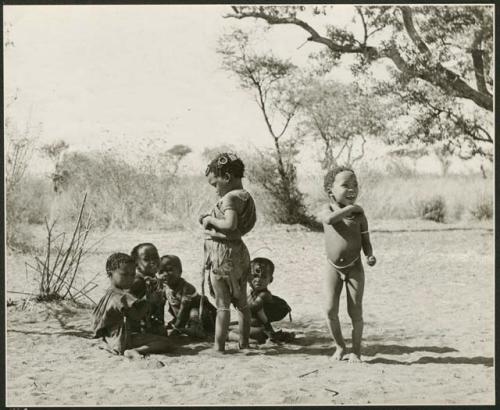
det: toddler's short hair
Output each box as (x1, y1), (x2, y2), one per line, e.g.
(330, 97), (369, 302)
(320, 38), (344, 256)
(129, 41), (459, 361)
(323, 166), (355, 193)
(106, 252), (133, 275)
(160, 255), (182, 272)
(205, 152), (245, 178)
(130, 243), (159, 262)
(251, 257), (275, 276)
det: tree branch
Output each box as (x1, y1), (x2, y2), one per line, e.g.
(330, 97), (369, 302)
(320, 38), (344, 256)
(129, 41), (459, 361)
(227, 6), (493, 111)
(356, 7), (368, 46)
(471, 29), (489, 95)
(226, 8), (365, 53)
(398, 6), (492, 111)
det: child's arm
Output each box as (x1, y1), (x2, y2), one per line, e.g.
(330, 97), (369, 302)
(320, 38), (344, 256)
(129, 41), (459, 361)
(360, 214), (376, 266)
(202, 210), (238, 232)
(318, 203), (364, 225)
(171, 300), (191, 329)
(120, 294), (148, 321)
(256, 308), (276, 336)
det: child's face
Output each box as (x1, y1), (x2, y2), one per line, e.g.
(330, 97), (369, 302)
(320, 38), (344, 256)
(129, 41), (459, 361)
(110, 262), (135, 290)
(157, 261), (182, 288)
(207, 172), (231, 197)
(249, 261), (273, 291)
(136, 246), (159, 277)
(329, 171), (358, 206)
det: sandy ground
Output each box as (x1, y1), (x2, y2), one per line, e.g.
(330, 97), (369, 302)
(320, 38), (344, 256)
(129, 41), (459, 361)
(6, 219), (495, 405)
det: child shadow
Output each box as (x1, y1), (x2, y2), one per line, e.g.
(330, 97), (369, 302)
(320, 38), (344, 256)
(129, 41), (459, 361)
(362, 344), (458, 357)
(9, 302), (94, 339)
(365, 356), (493, 367)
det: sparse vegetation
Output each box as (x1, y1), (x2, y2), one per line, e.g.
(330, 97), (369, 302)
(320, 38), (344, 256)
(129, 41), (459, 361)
(415, 196), (447, 223)
(469, 196), (493, 221)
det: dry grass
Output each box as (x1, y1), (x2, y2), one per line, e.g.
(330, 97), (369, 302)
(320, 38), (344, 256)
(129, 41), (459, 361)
(300, 172), (493, 223)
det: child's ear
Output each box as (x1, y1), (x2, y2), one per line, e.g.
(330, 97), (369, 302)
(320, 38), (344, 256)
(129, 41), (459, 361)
(223, 172), (231, 182)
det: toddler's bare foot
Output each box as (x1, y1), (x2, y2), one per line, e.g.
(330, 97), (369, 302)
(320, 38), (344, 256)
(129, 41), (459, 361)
(330, 346), (346, 361)
(123, 349), (142, 360)
(348, 353), (362, 363)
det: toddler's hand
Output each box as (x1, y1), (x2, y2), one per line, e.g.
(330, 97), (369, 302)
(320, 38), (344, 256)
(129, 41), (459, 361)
(199, 213), (210, 225)
(367, 255), (376, 266)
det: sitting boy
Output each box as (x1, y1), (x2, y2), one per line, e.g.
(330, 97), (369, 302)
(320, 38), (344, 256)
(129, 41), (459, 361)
(92, 253), (171, 358)
(158, 255), (216, 338)
(247, 257), (295, 344)
(130, 243), (166, 335)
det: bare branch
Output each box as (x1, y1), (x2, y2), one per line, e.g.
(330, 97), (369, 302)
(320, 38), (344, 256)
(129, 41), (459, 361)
(400, 6), (431, 54)
(356, 7), (368, 46)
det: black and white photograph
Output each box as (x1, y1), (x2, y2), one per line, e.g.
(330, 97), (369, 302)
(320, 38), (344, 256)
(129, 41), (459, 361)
(4, 3), (495, 406)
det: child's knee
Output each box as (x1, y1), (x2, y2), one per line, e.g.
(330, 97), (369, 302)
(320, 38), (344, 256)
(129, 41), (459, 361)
(347, 305), (363, 322)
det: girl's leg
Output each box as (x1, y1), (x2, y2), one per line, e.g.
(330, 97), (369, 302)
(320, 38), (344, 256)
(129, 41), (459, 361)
(234, 279), (250, 348)
(210, 271), (232, 352)
(345, 262), (365, 362)
(325, 261), (346, 360)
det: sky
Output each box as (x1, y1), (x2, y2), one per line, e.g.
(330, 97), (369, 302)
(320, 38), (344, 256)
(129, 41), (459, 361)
(4, 5), (490, 175)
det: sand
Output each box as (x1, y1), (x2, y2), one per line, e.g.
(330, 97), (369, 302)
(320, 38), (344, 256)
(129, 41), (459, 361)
(6, 219), (495, 405)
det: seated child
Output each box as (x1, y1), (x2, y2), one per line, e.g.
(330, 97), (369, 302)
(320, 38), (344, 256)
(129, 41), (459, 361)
(92, 253), (171, 358)
(247, 257), (295, 344)
(130, 243), (166, 335)
(157, 255), (216, 338)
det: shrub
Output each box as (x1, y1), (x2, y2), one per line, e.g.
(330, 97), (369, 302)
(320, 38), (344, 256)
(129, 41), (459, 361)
(469, 196), (493, 220)
(415, 196), (446, 223)
(245, 147), (320, 230)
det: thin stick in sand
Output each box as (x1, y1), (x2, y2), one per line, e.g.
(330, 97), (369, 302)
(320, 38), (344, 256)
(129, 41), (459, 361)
(298, 369), (319, 378)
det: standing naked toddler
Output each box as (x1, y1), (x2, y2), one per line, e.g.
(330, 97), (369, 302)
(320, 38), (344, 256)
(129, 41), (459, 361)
(317, 166), (376, 362)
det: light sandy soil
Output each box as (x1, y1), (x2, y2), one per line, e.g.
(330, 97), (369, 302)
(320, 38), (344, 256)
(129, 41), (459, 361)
(6, 219), (495, 405)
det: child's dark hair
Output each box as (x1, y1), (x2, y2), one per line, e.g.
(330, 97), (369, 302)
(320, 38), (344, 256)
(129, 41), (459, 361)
(251, 257), (275, 276)
(159, 255), (183, 273)
(323, 166), (355, 193)
(106, 252), (133, 276)
(205, 152), (245, 178)
(130, 243), (159, 263)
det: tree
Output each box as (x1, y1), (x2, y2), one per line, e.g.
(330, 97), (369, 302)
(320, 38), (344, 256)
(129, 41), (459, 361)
(226, 5), (494, 155)
(165, 144), (192, 176)
(298, 78), (389, 169)
(217, 29), (316, 227)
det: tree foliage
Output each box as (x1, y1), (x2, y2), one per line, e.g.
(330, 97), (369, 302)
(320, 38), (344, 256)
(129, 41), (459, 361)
(297, 78), (390, 168)
(217, 28), (317, 227)
(226, 5), (494, 158)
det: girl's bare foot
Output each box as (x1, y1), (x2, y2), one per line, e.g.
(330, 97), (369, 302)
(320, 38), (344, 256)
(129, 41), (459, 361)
(348, 352), (362, 363)
(124, 349), (142, 359)
(330, 346), (346, 361)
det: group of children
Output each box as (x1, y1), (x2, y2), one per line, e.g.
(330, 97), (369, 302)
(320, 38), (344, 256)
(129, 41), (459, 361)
(92, 152), (376, 362)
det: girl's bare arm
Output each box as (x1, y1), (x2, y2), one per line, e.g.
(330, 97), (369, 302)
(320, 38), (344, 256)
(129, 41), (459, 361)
(204, 210), (238, 232)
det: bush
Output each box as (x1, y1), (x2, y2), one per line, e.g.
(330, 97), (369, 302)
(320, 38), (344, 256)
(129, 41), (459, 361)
(469, 197), (493, 220)
(415, 196), (446, 223)
(245, 148), (320, 230)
